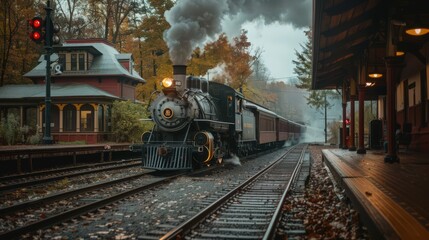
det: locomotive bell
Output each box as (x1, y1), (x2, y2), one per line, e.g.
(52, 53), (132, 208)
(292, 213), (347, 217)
(173, 65), (187, 92)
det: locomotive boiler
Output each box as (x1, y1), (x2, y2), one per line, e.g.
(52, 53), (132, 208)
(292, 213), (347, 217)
(134, 65), (305, 170)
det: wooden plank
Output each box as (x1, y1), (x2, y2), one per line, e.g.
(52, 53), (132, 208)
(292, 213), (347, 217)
(345, 178), (429, 239)
(322, 149), (363, 178)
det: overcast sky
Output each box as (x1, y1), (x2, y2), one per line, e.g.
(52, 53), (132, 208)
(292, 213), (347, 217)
(243, 21), (308, 82)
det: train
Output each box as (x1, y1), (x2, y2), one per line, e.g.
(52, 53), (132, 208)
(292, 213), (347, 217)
(133, 65), (305, 170)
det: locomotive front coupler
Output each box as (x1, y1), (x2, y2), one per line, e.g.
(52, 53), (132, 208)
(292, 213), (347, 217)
(157, 144), (172, 157)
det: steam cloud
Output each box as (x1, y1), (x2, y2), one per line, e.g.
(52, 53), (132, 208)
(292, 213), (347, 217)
(164, 0), (311, 65)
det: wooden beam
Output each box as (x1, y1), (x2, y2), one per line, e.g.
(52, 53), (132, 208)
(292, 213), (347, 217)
(320, 26), (376, 52)
(319, 41), (368, 65)
(322, 9), (375, 37)
(325, 0), (364, 16)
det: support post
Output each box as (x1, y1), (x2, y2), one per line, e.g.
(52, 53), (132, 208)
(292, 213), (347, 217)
(349, 95), (357, 151)
(357, 84), (366, 154)
(384, 56), (404, 163)
(342, 102), (348, 149)
(42, 0), (54, 144)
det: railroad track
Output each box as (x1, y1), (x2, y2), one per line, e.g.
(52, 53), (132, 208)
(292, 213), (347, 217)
(140, 144), (307, 239)
(0, 158), (141, 192)
(0, 163), (226, 239)
(0, 171), (182, 239)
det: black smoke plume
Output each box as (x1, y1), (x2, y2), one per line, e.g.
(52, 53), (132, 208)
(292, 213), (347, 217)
(164, 0), (311, 65)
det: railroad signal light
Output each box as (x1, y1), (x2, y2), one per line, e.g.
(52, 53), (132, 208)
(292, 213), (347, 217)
(50, 21), (61, 45)
(29, 17), (45, 43)
(345, 118), (351, 125)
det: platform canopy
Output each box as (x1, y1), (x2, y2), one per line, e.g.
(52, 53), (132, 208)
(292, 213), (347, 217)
(312, 0), (429, 99)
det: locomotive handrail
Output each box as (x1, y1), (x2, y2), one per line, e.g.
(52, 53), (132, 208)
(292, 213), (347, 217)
(183, 123), (192, 144)
(146, 90), (161, 112)
(193, 119), (234, 124)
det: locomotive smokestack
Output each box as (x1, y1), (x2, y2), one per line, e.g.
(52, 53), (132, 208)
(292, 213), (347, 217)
(173, 65), (187, 92)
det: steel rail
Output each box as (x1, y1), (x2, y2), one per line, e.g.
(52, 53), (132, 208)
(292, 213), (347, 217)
(0, 158), (139, 182)
(0, 161), (141, 192)
(0, 170), (154, 216)
(160, 144), (305, 240)
(0, 171), (187, 239)
(263, 144), (307, 239)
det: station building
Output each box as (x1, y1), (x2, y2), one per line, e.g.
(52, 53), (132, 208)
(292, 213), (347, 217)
(0, 38), (145, 144)
(312, 0), (429, 158)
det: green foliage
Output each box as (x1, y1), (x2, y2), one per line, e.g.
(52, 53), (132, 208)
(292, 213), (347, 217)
(111, 100), (153, 142)
(27, 133), (42, 145)
(293, 29), (312, 90)
(0, 113), (41, 145)
(293, 28), (340, 112)
(0, 113), (21, 145)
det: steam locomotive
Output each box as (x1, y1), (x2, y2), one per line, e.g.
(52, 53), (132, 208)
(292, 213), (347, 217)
(134, 65), (305, 170)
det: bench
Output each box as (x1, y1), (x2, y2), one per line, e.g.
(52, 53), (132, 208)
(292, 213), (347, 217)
(396, 123), (411, 151)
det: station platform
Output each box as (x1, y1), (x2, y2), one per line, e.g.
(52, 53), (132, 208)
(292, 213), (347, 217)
(322, 148), (429, 240)
(0, 143), (132, 175)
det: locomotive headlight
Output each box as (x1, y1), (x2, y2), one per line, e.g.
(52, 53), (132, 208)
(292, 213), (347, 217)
(162, 78), (174, 88)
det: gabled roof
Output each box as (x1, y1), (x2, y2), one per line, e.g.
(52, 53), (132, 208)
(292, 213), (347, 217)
(24, 39), (145, 83)
(0, 84), (119, 101)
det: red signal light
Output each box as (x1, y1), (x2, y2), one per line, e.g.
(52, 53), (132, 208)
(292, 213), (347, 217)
(30, 31), (42, 41)
(32, 19), (42, 28)
(29, 17), (45, 43)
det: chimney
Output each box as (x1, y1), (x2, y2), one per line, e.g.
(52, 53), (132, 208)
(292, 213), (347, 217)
(173, 65), (187, 92)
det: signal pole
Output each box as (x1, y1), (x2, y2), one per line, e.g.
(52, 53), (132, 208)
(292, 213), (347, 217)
(43, 0), (53, 144)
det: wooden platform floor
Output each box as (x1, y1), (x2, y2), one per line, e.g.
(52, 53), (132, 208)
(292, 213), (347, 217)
(322, 148), (429, 240)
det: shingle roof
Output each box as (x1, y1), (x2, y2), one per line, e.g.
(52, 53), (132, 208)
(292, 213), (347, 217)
(0, 84), (119, 100)
(24, 41), (144, 83)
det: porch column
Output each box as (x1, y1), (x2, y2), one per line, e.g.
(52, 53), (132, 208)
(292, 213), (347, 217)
(349, 78), (357, 151)
(38, 105), (44, 134)
(92, 104), (99, 132)
(342, 102), (348, 149)
(349, 95), (357, 151)
(57, 104), (66, 133)
(341, 81), (348, 149)
(20, 106), (24, 127)
(357, 84), (366, 154)
(74, 104), (83, 132)
(384, 56), (404, 163)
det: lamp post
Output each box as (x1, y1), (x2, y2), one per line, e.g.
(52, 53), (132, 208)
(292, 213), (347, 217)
(42, 0), (54, 144)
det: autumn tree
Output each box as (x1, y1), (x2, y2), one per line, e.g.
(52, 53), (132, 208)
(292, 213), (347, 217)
(55, 0), (102, 40)
(78, 0), (144, 43)
(0, 0), (39, 86)
(133, 0), (173, 106)
(224, 30), (254, 90)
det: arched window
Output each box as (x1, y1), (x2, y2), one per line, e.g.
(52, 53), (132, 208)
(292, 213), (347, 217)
(24, 107), (37, 129)
(80, 104), (94, 132)
(98, 105), (104, 132)
(63, 104), (76, 131)
(106, 105), (112, 132)
(42, 105), (59, 132)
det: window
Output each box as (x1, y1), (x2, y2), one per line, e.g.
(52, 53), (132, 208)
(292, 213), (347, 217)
(79, 53), (85, 70)
(42, 105), (59, 132)
(64, 105), (76, 131)
(24, 107), (37, 128)
(80, 104), (94, 132)
(98, 105), (104, 131)
(58, 54), (65, 71)
(71, 54), (77, 71)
